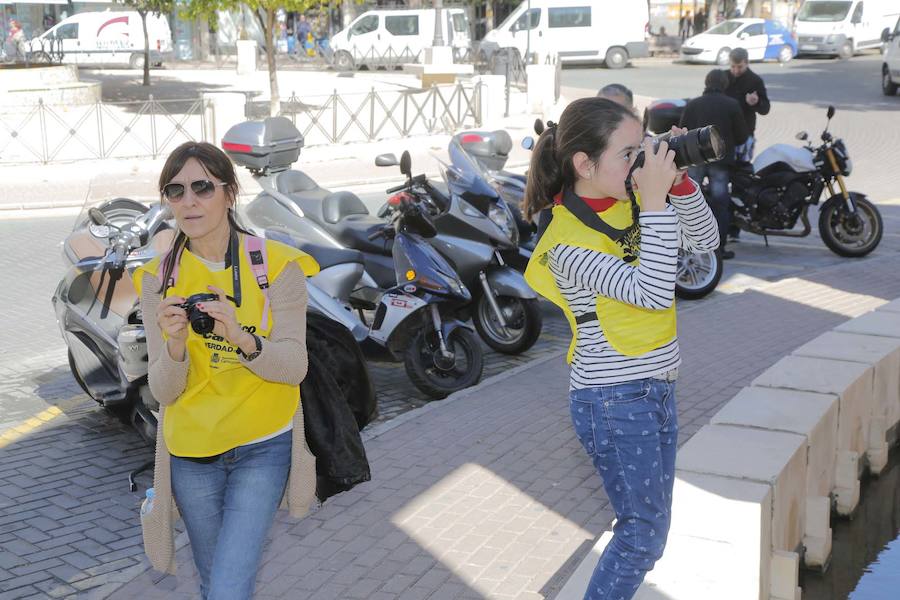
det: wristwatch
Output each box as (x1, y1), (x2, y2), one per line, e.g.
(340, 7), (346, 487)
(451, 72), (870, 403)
(237, 333), (262, 361)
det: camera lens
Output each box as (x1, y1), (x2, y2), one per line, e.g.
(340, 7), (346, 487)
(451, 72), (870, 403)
(669, 125), (725, 169)
(190, 310), (215, 335)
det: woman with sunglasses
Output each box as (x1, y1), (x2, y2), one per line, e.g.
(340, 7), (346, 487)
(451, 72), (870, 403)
(134, 141), (319, 600)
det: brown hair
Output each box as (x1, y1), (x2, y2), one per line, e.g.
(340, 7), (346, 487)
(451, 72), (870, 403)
(522, 97), (639, 221)
(156, 141), (250, 293)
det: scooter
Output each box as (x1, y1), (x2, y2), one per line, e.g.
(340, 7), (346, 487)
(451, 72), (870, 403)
(373, 138), (543, 355)
(52, 196), (378, 489)
(227, 116), (541, 356)
(223, 119), (484, 399)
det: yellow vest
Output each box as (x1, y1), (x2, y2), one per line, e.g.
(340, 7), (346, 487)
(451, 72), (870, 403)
(524, 196), (677, 363)
(134, 236), (320, 457)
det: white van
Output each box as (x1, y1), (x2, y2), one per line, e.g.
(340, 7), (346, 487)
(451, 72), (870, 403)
(27, 10), (173, 68)
(330, 8), (470, 70)
(882, 15), (900, 95)
(482, 0), (649, 69)
(794, 0), (900, 58)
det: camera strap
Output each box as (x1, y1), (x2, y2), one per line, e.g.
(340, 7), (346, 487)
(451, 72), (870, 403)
(561, 188), (635, 242)
(229, 230), (241, 308)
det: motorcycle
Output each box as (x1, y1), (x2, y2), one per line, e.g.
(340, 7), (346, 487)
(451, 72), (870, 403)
(52, 195), (378, 488)
(222, 118), (484, 399)
(729, 105), (882, 257)
(229, 116), (541, 356)
(374, 138), (543, 355)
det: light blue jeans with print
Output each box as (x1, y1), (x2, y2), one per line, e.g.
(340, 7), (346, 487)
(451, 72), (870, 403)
(170, 430), (291, 600)
(569, 379), (678, 600)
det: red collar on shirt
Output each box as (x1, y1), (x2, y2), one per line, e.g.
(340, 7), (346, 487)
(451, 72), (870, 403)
(553, 191), (617, 212)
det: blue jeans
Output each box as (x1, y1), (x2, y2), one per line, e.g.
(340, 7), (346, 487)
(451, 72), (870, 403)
(570, 379), (678, 600)
(170, 430), (292, 600)
(688, 163), (731, 248)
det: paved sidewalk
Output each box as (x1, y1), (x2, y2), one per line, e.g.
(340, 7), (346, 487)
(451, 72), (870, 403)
(111, 250), (900, 600)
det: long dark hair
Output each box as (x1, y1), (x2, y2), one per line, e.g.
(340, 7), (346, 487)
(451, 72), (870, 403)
(523, 97), (639, 221)
(156, 141), (252, 294)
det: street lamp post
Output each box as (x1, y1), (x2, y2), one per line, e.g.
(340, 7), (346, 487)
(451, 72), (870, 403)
(432, 0), (444, 47)
(526, 0), (531, 63)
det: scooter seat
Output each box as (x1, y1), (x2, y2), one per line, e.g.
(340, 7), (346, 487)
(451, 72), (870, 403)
(276, 170), (320, 194)
(326, 216), (394, 256)
(296, 242), (364, 270)
(323, 191), (369, 224)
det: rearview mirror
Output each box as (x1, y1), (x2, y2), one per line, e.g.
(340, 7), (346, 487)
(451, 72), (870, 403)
(400, 151), (412, 177)
(533, 118), (545, 135)
(827, 106), (835, 119)
(375, 153), (398, 167)
(796, 131), (809, 141)
(882, 29), (891, 43)
(738, 33), (749, 40)
(521, 136), (535, 151)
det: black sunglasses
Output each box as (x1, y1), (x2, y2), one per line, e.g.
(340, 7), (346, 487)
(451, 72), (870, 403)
(163, 179), (227, 202)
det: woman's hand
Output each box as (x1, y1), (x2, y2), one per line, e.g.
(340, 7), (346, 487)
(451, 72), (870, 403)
(157, 295), (188, 361)
(157, 295), (188, 342)
(201, 285), (254, 350)
(632, 136), (678, 212)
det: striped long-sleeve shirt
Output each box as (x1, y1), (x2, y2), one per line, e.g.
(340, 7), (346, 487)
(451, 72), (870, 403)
(549, 179), (719, 389)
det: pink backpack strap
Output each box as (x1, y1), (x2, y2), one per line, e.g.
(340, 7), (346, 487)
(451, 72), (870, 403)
(244, 235), (271, 330)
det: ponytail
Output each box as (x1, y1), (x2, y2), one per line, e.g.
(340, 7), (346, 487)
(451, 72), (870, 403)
(523, 124), (562, 221)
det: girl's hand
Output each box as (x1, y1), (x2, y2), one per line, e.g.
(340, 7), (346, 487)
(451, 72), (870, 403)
(632, 136), (678, 212)
(157, 295), (188, 343)
(668, 126), (689, 186)
(201, 285), (247, 346)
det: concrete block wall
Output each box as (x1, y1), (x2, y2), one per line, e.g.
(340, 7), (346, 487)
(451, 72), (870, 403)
(626, 300), (900, 600)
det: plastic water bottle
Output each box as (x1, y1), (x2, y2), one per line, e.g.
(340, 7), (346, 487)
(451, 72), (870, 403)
(141, 487), (155, 517)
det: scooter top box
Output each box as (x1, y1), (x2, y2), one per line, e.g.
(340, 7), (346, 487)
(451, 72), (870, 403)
(455, 130), (512, 172)
(222, 117), (304, 174)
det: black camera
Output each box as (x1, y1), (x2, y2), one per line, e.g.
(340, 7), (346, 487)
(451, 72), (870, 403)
(636, 125), (726, 170)
(179, 293), (219, 335)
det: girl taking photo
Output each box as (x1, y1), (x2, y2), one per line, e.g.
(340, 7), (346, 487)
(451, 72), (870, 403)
(524, 97), (719, 600)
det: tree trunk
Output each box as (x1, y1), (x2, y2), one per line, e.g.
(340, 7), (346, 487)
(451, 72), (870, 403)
(266, 8), (280, 116)
(140, 10), (150, 87)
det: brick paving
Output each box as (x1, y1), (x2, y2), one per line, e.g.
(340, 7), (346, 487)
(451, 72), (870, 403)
(105, 252), (900, 599)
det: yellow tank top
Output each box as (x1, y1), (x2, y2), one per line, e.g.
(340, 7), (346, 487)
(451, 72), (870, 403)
(134, 236), (319, 457)
(524, 195), (677, 363)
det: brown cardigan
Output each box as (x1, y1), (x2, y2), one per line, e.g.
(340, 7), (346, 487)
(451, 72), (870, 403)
(139, 262), (317, 575)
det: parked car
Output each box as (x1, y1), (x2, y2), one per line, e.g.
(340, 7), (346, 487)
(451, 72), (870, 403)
(882, 16), (900, 95)
(330, 8), (470, 70)
(680, 18), (797, 65)
(27, 9), (172, 68)
(794, 0), (900, 58)
(481, 0), (649, 69)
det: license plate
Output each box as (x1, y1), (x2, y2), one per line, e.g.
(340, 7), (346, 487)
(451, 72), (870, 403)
(800, 44), (817, 51)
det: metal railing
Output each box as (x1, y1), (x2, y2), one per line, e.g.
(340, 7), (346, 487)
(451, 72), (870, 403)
(0, 96), (207, 164)
(247, 82), (482, 146)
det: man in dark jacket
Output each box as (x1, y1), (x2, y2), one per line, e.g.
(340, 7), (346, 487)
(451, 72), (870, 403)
(680, 69), (748, 259)
(726, 47), (770, 162)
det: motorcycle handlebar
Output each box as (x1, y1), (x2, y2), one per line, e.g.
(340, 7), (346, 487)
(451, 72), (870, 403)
(386, 174), (428, 194)
(385, 183), (406, 194)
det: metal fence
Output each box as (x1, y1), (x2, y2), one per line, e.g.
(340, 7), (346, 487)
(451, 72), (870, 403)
(0, 81), (481, 164)
(0, 96), (207, 164)
(250, 82), (482, 146)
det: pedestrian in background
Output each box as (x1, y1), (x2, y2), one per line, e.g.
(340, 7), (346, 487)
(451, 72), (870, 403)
(523, 97), (719, 600)
(679, 12), (692, 40)
(726, 47), (770, 163)
(136, 142), (318, 600)
(680, 68), (748, 259)
(597, 83), (635, 112)
(693, 10), (707, 34)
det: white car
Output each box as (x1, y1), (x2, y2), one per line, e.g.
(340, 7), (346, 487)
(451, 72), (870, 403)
(883, 16), (900, 96)
(680, 18), (797, 66)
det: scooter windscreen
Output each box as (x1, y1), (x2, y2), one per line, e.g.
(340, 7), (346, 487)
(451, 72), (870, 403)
(445, 139), (500, 202)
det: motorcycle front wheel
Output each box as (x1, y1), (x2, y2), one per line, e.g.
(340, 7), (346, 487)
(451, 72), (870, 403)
(473, 294), (542, 355)
(819, 194), (883, 257)
(675, 249), (723, 300)
(405, 328), (484, 399)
